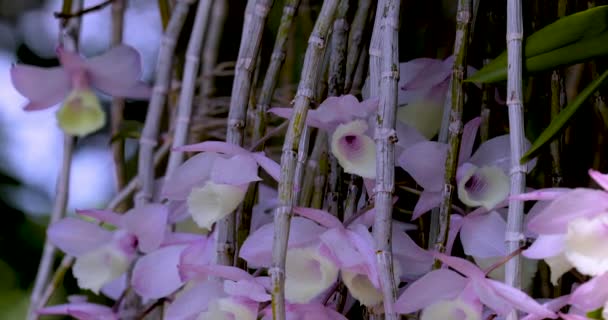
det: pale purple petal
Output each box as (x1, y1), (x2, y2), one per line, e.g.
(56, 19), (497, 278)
(56, 46), (88, 74)
(392, 229), (433, 278)
(210, 154), (261, 185)
(523, 235), (565, 259)
(486, 279), (558, 318)
(131, 245), (187, 300)
(123, 203), (168, 253)
(472, 279), (513, 315)
(47, 218), (113, 256)
(320, 227), (365, 268)
(224, 279), (271, 302)
(460, 211), (507, 258)
(346, 224), (380, 287)
(394, 269), (467, 314)
(165, 279), (225, 320)
(412, 191), (442, 220)
(521, 295), (571, 320)
(569, 272), (608, 311)
(252, 152), (281, 181)
(181, 264), (253, 282)
(179, 237), (215, 280)
(293, 207), (342, 229)
(240, 217), (325, 267)
(101, 273), (126, 301)
(511, 188), (571, 202)
(589, 169), (608, 191)
(458, 117), (481, 164)
(86, 45), (151, 99)
(527, 188), (608, 234)
(162, 152), (219, 200)
(37, 302), (117, 320)
(10, 65), (71, 110)
(398, 141), (447, 191)
(395, 121), (427, 151)
(434, 253), (486, 279)
(469, 135), (534, 173)
(161, 232), (204, 247)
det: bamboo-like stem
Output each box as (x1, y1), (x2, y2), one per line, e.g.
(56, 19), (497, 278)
(36, 140), (172, 311)
(27, 1), (82, 318)
(328, 0), (349, 96)
(435, 0), (472, 256)
(479, 59), (492, 143)
(505, 0), (527, 318)
(549, 70), (565, 187)
(252, 0), (300, 147)
(270, 1), (339, 318)
(158, 0), (171, 29)
(110, 0), (127, 211)
(166, 0), (213, 176)
(372, 0), (400, 317)
(299, 132), (326, 207)
(220, 0), (273, 266)
(344, 0), (372, 93)
(135, 0), (192, 207)
(349, 45), (368, 96)
(311, 146), (329, 209)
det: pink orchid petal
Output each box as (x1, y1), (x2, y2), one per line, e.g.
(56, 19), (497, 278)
(162, 152), (220, 200)
(56, 46), (87, 73)
(211, 154), (261, 185)
(527, 188), (608, 234)
(131, 244), (187, 300)
(458, 117), (481, 164)
(510, 188), (571, 202)
(293, 207), (342, 229)
(167, 200), (189, 223)
(589, 169), (608, 191)
(399, 58), (441, 88)
(395, 121), (427, 152)
(434, 253), (486, 279)
(224, 279), (271, 302)
(412, 191), (442, 220)
(76, 209), (125, 227)
(310, 95), (378, 129)
(469, 135), (532, 174)
(460, 211), (507, 258)
(179, 235), (215, 278)
(47, 218), (113, 256)
(398, 141), (447, 191)
(37, 302), (117, 320)
(486, 279), (557, 318)
(320, 227), (365, 268)
(558, 313), (590, 320)
(123, 204), (168, 253)
(570, 272), (608, 311)
(394, 269), (468, 314)
(251, 152), (281, 181)
(392, 229), (433, 278)
(165, 279), (225, 320)
(175, 140), (250, 155)
(446, 214), (465, 255)
(522, 234), (565, 259)
(101, 273), (126, 301)
(161, 232), (204, 247)
(346, 224), (380, 288)
(182, 264), (253, 283)
(521, 295), (571, 320)
(86, 45), (150, 99)
(240, 217), (325, 267)
(10, 65), (71, 110)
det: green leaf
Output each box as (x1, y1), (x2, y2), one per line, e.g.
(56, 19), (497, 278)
(467, 5), (608, 83)
(521, 69), (608, 164)
(587, 307), (604, 319)
(110, 120), (144, 144)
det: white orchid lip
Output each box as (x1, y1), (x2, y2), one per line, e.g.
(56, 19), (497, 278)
(187, 181), (247, 230)
(457, 163), (509, 209)
(331, 120), (376, 178)
(284, 244), (339, 303)
(564, 214), (608, 276)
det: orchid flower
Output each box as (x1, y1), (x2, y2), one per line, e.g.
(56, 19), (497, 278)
(166, 264), (270, 320)
(163, 141), (280, 230)
(269, 94), (378, 132)
(10, 45), (150, 136)
(47, 204), (168, 293)
(521, 170), (608, 283)
(37, 296), (118, 320)
(399, 117), (535, 218)
(260, 302), (348, 320)
(569, 271), (608, 316)
(394, 253), (557, 319)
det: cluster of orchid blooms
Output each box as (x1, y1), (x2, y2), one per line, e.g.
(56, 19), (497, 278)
(10, 45), (608, 320)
